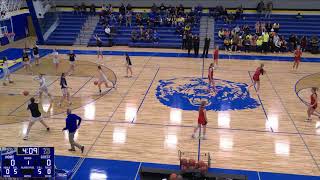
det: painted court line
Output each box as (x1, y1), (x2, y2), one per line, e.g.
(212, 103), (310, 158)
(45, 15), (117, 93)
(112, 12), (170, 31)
(247, 71), (273, 132)
(265, 73), (320, 172)
(134, 162), (142, 180)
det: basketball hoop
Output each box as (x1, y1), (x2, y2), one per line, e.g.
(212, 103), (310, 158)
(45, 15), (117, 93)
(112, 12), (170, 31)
(5, 32), (15, 43)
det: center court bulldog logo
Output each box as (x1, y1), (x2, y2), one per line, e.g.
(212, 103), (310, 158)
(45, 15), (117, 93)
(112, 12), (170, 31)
(156, 77), (260, 111)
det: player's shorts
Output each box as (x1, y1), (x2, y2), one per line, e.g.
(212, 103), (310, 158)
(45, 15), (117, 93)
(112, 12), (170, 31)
(97, 47), (102, 52)
(53, 58), (59, 64)
(61, 88), (68, 95)
(69, 61), (75, 65)
(34, 54), (40, 58)
(39, 86), (49, 94)
(23, 61), (30, 65)
(31, 116), (42, 122)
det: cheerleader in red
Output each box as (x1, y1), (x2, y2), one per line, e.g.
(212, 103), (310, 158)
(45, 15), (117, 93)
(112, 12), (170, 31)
(213, 45), (219, 67)
(293, 46), (302, 70)
(208, 63), (216, 92)
(306, 87), (320, 121)
(192, 101), (208, 140)
(248, 64), (265, 94)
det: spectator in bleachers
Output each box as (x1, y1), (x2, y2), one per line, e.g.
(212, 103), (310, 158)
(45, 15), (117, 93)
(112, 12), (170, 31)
(126, 3), (132, 12)
(289, 34), (298, 52)
(235, 6), (243, 20)
(255, 21), (261, 34)
(262, 32), (269, 53)
(266, 21), (272, 32)
(89, 4), (96, 15)
(160, 3), (166, 14)
(310, 35), (319, 54)
(104, 25), (111, 37)
(193, 35), (200, 56)
(80, 3), (86, 14)
(256, 1), (265, 18)
(107, 4), (113, 15)
(182, 31), (187, 49)
(280, 36), (288, 52)
(296, 13), (303, 20)
(300, 36), (307, 52)
(102, 4), (107, 11)
(73, 4), (80, 14)
(136, 13), (142, 26)
(118, 13), (124, 26)
(256, 36), (263, 52)
(178, 4), (184, 15)
(265, 1), (273, 19)
(243, 36), (251, 52)
(153, 30), (159, 43)
(151, 3), (158, 13)
(126, 10), (132, 27)
(251, 35), (258, 52)
(131, 30), (138, 42)
(231, 34), (240, 52)
(186, 33), (193, 55)
(273, 33), (281, 53)
(119, 3), (126, 16)
(142, 10), (149, 23)
(272, 23), (280, 33)
(224, 37), (231, 51)
(209, 7), (215, 17)
(218, 28), (225, 39)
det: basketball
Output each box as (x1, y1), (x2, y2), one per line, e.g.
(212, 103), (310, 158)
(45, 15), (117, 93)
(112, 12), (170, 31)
(94, 81), (98, 85)
(22, 90), (29, 96)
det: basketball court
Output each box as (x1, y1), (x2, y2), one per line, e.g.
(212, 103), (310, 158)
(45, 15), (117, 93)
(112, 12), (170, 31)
(0, 39), (320, 179)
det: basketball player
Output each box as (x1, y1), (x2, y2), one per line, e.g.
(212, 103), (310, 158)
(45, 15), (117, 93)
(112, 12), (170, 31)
(97, 65), (111, 94)
(68, 50), (76, 75)
(52, 49), (59, 74)
(33, 45), (40, 66)
(208, 63), (216, 92)
(125, 53), (132, 77)
(94, 34), (103, 61)
(22, 48), (33, 75)
(248, 64), (265, 94)
(306, 87), (320, 121)
(59, 73), (72, 106)
(213, 45), (219, 67)
(293, 46), (302, 70)
(34, 74), (53, 101)
(1, 57), (14, 86)
(23, 97), (50, 140)
(192, 101), (208, 140)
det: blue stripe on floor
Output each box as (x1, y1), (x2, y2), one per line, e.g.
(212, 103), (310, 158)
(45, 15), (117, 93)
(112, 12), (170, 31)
(54, 155), (320, 180)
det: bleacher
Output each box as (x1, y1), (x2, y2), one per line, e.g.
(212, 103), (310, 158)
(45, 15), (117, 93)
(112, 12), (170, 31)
(214, 14), (320, 47)
(87, 14), (200, 48)
(45, 12), (88, 45)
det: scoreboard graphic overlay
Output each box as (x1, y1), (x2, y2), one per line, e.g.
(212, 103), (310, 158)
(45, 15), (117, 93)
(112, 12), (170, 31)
(1, 147), (54, 178)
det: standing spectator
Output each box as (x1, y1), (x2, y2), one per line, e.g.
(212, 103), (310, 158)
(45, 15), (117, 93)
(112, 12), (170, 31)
(235, 6), (243, 20)
(80, 2), (86, 15)
(126, 10), (132, 27)
(273, 34), (281, 53)
(182, 31), (187, 49)
(265, 1), (273, 19)
(202, 37), (211, 58)
(193, 35), (200, 56)
(73, 4), (80, 14)
(119, 3), (126, 16)
(186, 33), (193, 56)
(289, 34), (297, 52)
(89, 4), (96, 15)
(262, 32), (269, 53)
(160, 3), (166, 14)
(272, 23), (280, 33)
(296, 13), (303, 20)
(310, 35), (319, 54)
(126, 3), (132, 12)
(257, 1), (265, 18)
(300, 36), (307, 52)
(266, 21), (272, 32)
(62, 109), (84, 153)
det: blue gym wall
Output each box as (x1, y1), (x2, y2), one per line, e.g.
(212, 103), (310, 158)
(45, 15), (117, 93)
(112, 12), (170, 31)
(0, 13), (29, 46)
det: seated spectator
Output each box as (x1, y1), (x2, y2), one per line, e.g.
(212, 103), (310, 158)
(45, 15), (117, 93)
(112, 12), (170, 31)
(119, 3), (126, 16)
(251, 35), (258, 52)
(256, 36), (263, 52)
(300, 36), (307, 52)
(255, 21), (261, 34)
(231, 34), (240, 52)
(131, 30), (138, 42)
(266, 21), (272, 32)
(272, 23), (280, 33)
(126, 3), (132, 12)
(89, 4), (96, 15)
(289, 34), (297, 52)
(243, 36), (251, 52)
(184, 24), (191, 33)
(218, 28), (225, 39)
(224, 38), (231, 51)
(310, 35), (319, 54)
(296, 13), (303, 20)
(80, 2), (86, 14)
(142, 10), (149, 22)
(235, 6), (243, 20)
(273, 34), (281, 53)
(153, 30), (159, 42)
(280, 36), (288, 52)
(73, 4), (80, 14)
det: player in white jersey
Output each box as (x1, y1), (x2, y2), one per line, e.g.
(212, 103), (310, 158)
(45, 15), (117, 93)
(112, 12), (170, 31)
(1, 57), (14, 86)
(34, 74), (53, 101)
(52, 49), (59, 74)
(97, 66), (112, 94)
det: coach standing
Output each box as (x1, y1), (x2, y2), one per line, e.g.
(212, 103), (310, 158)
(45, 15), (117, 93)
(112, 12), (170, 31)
(62, 109), (84, 153)
(202, 37), (211, 58)
(186, 33), (193, 56)
(193, 35), (200, 56)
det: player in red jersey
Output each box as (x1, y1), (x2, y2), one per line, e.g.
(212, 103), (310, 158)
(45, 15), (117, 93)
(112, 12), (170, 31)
(208, 63), (216, 92)
(248, 64), (265, 94)
(192, 101), (208, 140)
(213, 45), (219, 67)
(293, 46), (302, 70)
(306, 87), (320, 121)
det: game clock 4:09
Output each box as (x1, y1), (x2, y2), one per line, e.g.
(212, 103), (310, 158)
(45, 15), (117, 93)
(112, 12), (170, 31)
(1, 147), (54, 178)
